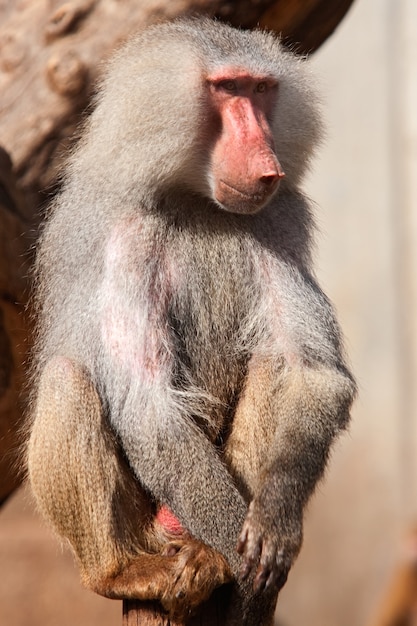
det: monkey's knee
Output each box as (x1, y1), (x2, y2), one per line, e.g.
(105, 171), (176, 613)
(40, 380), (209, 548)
(28, 356), (101, 490)
(27, 356), (128, 564)
(32, 356), (102, 427)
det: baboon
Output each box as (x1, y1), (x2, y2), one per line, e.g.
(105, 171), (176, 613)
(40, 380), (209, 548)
(27, 18), (356, 625)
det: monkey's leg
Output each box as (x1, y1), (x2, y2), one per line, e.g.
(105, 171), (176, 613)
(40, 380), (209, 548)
(224, 356), (354, 625)
(27, 357), (231, 620)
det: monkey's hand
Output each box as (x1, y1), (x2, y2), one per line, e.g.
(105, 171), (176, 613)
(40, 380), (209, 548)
(159, 538), (233, 620)
(237, 500), (302, 593)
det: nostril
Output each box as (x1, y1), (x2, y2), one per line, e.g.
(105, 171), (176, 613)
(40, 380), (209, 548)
(260, 173), (279, 186)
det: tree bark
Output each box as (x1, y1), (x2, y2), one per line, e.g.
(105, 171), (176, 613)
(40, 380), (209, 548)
(0, 147), (32, 504)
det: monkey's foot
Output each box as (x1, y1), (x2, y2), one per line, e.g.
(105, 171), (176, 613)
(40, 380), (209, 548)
(92, 539), (232, 620)
(237, 500), (302, 593)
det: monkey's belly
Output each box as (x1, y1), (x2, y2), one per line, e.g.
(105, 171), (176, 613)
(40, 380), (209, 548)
(170, 337), (248, 442)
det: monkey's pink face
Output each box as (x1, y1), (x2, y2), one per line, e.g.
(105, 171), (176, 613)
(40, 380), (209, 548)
(207, 70), (284, 215)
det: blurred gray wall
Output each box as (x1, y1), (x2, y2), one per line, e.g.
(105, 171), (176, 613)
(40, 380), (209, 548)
(278, 0), (417, 624)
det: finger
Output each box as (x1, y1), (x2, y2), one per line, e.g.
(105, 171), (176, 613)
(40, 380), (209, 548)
(237, 525), (249, 554)
(253, 565), (269, 593)
(276, 568), (289, 591)
(240, 558), (253, 581)
(240, 539), (261, 581)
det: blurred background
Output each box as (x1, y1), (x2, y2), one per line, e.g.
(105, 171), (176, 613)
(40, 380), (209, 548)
(279, 0), (417, 623)
(1, 0), (416, 625)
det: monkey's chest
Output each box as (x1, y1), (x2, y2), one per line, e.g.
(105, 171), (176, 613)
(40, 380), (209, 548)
(102, 217), (259, 440)
(166, 263), (253, 439)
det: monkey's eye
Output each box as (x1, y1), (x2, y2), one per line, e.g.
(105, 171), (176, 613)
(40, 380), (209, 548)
(256, 82), (267, 93)
(219, 80), (237, 93)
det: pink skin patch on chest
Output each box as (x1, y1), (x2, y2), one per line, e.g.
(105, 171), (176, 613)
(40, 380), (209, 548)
(100, 218), (177, 382)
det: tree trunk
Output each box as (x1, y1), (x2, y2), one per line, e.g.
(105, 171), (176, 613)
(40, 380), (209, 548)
(0, 147), (32, 504)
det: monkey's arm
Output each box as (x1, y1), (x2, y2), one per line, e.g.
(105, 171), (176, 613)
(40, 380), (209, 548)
(108, 374), (247, 572)
(229, 267), (357, 592)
